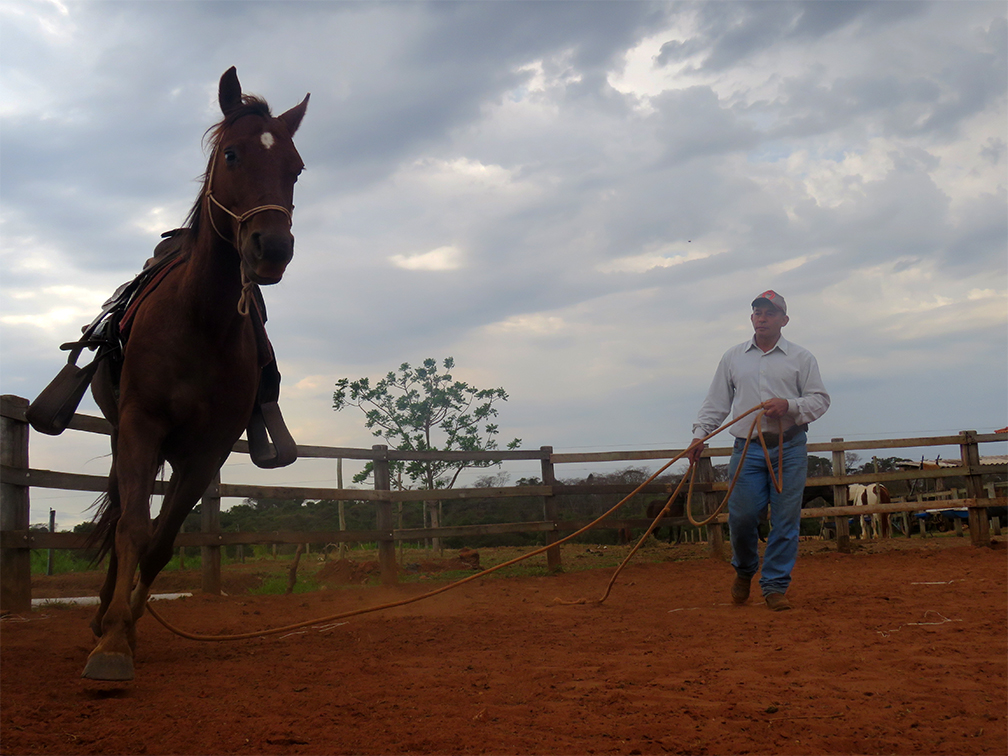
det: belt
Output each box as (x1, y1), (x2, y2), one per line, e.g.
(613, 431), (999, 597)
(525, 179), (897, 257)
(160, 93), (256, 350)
(759, 423), (808, 447)
(735, 424), (807, 449)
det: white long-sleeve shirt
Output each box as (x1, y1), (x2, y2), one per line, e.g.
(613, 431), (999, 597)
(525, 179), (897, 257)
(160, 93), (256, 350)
(692, 335), (830, 441)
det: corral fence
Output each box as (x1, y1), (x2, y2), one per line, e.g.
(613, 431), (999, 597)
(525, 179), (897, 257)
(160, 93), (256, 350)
(2, 393), (1006, 613)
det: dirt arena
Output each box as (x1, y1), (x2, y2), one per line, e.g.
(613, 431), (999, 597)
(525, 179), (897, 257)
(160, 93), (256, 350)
(2, 539), (1006, 755)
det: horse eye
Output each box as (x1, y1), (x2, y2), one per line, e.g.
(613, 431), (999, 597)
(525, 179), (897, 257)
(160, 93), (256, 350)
(223, 149), (237, 166)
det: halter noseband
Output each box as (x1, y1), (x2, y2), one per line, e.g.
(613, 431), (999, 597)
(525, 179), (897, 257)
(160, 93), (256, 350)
(205, 191), (293, 238)
(204, 146), (294, 316)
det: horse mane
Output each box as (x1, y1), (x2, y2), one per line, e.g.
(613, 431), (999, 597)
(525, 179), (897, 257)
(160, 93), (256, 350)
(182, 95), (273, 234)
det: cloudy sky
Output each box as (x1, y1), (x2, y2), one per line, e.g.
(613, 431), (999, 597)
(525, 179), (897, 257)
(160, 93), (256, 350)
(2, 1), (1006, 528)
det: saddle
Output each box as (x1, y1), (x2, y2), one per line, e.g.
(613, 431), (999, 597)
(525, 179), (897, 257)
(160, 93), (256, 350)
(25, 229), (297, 469)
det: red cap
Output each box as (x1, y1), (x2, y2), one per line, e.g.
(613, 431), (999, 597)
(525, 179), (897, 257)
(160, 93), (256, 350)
(752, 290), (786, 314)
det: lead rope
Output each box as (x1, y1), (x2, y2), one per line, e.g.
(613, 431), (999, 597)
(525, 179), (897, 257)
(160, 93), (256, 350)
(145, 402), (784, 641)
(236, 270), (255, 318)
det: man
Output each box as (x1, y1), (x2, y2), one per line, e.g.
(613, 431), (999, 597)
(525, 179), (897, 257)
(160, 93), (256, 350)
(687, 290), (829, 611)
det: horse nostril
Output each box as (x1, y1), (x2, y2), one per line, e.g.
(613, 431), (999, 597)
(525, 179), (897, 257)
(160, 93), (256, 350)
(260, 233), (294, 265)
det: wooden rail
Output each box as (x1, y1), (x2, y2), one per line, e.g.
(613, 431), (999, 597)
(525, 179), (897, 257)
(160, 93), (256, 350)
(2, 394), (1005, 612)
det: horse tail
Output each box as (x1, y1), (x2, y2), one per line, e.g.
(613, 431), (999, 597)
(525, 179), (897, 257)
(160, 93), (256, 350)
(84, 490), (120, 567)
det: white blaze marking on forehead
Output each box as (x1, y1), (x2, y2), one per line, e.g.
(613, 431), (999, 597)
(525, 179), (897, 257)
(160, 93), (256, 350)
(261, 132), (275, 149)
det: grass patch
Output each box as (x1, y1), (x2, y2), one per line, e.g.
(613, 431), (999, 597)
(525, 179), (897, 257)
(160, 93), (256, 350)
(30, 549), (94, 576)
(28, 538), (714, 598)
(248, 573), (323, 596)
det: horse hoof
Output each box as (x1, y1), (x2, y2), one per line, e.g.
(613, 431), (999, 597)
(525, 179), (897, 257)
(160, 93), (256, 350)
(82, 652), (134, 681)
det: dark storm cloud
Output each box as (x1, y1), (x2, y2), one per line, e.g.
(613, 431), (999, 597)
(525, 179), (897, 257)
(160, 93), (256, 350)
(288, 1), (674, 191)
(656, 1), (924, 72)
(417, 1), (670, 70)
(656, 3), (1004, 149)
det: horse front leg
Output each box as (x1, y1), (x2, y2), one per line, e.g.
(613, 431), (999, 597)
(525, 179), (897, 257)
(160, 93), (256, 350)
(90, 463), (121, 639)
(82, 418), (161, 681)
(129, 456), (224, 622)
(91, 548), (118, 639)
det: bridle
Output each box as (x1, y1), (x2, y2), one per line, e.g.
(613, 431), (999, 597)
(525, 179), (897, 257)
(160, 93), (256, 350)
(203, 146), (294, 316)
(204, 145), (294, 240)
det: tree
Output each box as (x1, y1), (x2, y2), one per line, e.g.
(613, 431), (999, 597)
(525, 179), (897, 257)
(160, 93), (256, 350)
(473, 471), (512, 488)
(333, 358), (521, 550)
(855, 456), (914, 474)
(807, 455), (833, 477)
(333, 357), (521, 488)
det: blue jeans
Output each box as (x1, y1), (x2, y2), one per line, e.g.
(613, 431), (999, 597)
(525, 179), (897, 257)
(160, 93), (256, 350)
(726, 431), (807, 596)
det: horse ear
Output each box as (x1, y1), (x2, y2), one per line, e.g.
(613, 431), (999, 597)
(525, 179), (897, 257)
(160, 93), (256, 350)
(219, 67), (243, 115)
(278, 93), (310, 136)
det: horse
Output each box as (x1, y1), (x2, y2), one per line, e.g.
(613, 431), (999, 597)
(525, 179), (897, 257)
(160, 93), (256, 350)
(646, 498), (685, 545)
(848, 483), (891, 540)
(81, 68), (308, 681)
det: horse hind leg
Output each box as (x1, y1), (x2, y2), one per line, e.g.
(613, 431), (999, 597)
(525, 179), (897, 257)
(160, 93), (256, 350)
(873, 513), (885, 540)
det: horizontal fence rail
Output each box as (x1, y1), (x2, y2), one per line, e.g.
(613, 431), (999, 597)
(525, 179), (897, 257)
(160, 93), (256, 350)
(2, 394), (1006, 613)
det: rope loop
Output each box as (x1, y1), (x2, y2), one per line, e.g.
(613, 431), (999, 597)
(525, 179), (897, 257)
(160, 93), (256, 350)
(236, 270), (256, 318)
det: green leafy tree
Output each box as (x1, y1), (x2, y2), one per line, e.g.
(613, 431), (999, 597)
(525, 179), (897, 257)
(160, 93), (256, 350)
(807, 455), (833, 477)
(333, 357), (521, 490)
(857, 456), (914, 474)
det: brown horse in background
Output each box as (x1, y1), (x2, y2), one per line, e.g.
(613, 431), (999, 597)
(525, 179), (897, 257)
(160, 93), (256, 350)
(82, 68), (308, 681)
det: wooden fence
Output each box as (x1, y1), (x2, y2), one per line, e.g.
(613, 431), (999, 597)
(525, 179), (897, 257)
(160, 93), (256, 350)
(1, 393), (1005, 613)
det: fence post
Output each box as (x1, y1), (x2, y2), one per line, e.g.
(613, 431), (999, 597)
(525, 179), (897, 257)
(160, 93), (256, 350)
(1, 395), (31, 614)
(337, 458), (347, 560)
(372, 445), (397, 585)
(697, 455), (725, 559)
(540, 446), (562, 572)
(960, 430), (991, 546)
(201, 472), (222, 594)
(831, 438), (851, 553)
(47, 508), (56, 576)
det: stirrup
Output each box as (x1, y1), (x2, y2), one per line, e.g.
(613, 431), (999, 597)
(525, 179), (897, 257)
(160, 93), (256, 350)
(246, 401), (298, 468)
(25, 345), (102, 436)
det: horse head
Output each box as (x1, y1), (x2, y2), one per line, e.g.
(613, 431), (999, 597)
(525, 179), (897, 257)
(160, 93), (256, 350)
(205, 67), (309, 286)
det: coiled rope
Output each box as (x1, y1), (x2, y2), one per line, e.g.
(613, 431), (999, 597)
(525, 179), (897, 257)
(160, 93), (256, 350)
(558, 405), (784, 606)
(146, 402), (784, 641)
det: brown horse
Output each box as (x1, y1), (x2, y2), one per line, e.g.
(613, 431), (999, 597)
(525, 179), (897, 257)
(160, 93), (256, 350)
(82, 68), (308, 681)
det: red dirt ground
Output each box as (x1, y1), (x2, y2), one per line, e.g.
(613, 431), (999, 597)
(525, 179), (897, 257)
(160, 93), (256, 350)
(2, 539), (1006, 755)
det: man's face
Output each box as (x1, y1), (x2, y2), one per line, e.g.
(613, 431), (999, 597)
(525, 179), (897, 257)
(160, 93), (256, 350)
(751, 304), (789, 341)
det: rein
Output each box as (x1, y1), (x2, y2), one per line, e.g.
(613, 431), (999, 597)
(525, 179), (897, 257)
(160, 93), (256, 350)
(203, 147), (293, 316)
